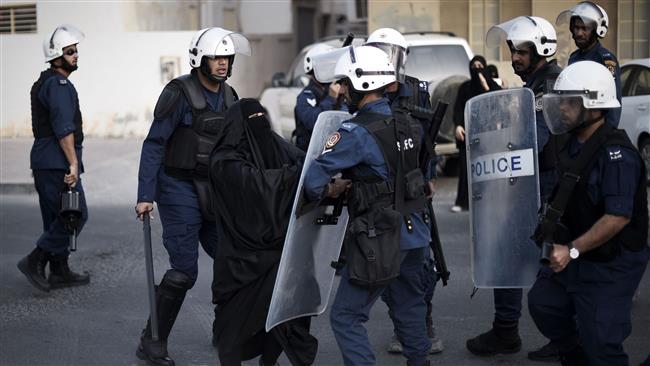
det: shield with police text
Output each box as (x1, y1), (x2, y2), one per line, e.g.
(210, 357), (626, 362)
(266, 111), (351, 331)
(465, 88), (540, 288)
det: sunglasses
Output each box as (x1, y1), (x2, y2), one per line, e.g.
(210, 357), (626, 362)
(64, 49), (78, 56)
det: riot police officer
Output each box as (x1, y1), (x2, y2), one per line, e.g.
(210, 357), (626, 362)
(466, 16), (563, 359)
(293, 43), (347, 151)
(304, 45), (432, 366)
(557, 1), (621, 127)
(365, 27), (444, 355)
(18, 24), (90, 292)
(134, 27), (250, 366)
(528, 61), (649, 366)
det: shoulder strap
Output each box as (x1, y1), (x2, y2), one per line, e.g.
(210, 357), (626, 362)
(171, 73), (207, 112)
(540, 123), (613, 241)
(223, 82), (235, 109)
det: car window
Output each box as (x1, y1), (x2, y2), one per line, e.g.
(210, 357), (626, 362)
(405, 45), (470, 85)
(620, 66), (634, 97)
(632, 67), (650, 96)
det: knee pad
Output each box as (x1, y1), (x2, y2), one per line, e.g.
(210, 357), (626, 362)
(160, 269), (194, 296)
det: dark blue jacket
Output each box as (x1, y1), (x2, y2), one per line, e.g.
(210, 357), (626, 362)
(304, 98), (430, 250)
(137, 84), (225, 207)
(30, 72), (84, 172)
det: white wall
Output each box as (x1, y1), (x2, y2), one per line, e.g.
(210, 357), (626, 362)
(1, 1), (296, 138)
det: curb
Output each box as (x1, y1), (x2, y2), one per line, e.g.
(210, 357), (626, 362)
(0, 183), (36, 195)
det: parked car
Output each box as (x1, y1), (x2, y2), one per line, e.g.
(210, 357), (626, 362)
(259, 32), (473, 173)
(619, 58), (650, 184)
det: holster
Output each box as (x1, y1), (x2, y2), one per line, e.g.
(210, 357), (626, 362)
(193, 179), (216, 222)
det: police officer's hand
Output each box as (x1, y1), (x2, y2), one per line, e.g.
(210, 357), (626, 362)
(455, 125), (465, 142)
(329, 83), (342, 99)
(325, 178), (351, 199)
(135, 202), (154, 221)
(549, 244), (571, 273)
(64, 164), (78, 187)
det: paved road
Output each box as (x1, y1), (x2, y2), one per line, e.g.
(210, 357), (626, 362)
(1, 138), (648, 365)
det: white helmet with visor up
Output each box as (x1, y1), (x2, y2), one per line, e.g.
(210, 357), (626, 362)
(542, 61), (619, 134)
(557, 1), (609, 38)
(188, 27), (251, 82)
(365, 27), (408, 82)
(304, 43), (335, 74)
(486, 16), (557, 57)
(312, 45), (396, 92)
(43, 24), (84, 63)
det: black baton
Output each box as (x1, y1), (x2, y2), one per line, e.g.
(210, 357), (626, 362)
(143, 212), (159, 341)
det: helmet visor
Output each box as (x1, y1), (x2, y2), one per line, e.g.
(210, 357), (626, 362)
(542, 94), (586, 134)
(51, 24), (85, 47)
(556, 3), (601, 27)
(486, 17), (538, 50)
(312, 46), (353, 83)
(204, 29), (251, 56)
(366, 42), (406, 82)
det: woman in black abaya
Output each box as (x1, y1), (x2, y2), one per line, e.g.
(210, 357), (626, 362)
(209, 99), (316, 366)
(451, 55), (502, 212)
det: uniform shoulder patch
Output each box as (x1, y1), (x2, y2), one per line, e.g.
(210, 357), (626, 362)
(58, 79), (68, 85)
(306, 98), (317, 107)
(340, 122), (357, 131)
(607, 146), (623, 162)
(418, 80), (429, 91)
(324, 132), (341, 149)
(603, 59), (617, 77)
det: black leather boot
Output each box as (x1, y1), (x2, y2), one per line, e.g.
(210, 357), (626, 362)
(17, 247), (51, 292)
(136, 270), (192, 366)
(466, 320), (522, 356)
(48, 254), (90, 289)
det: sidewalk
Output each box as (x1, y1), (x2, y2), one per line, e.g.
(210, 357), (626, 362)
(0, 138), (143, 202)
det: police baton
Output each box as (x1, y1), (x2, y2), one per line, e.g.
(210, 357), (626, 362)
(142, 211), (159, 341)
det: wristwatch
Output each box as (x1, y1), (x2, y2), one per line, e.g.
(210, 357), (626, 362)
(567, 241), (580, 260)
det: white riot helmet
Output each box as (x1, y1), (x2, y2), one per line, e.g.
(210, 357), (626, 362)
(304, 43), (334, 74)
(188, 27), (251, 82)
(366, 27), (408, 82)
(486, 16), (557, 57)
(557, 1), (609, 38)
(542, 61), (619, 134)
(43, 24), (84, 63)
(331, 46), (395, 92)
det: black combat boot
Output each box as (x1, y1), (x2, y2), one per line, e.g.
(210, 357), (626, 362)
(559, 346), (588, 366)
(48, 254), (90, 289)
(528, 341), (561, 362)
(466, 320), (522, 356)
(17, 247), (51, 292)
(137, 270), (192, 366)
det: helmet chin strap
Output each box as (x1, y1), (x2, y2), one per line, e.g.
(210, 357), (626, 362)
(199, 55), (235, 83)
(571, 109), (603, 133)
(53, 57), (77, 73)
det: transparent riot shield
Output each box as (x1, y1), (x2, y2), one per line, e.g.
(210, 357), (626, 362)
(266, 111), (351, 331)
(465, 88), (540, 288)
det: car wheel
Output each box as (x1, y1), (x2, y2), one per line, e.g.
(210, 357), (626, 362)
(639, 136), (650, 185)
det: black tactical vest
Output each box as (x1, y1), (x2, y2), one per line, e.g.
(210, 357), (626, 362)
(163, 72), (235, 180)
(556, 129), (648, 261)
(294, 81), (328, 151)
(31, 69), (84, 145)
(344, 109), (428, 218)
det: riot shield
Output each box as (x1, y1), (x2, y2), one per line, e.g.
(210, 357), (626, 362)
(266, 111), (350, 331)
(465, 88), (540, 288)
